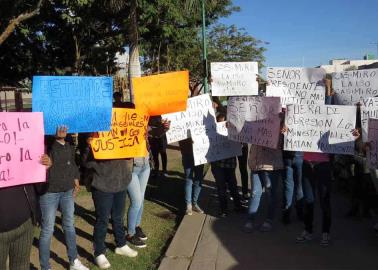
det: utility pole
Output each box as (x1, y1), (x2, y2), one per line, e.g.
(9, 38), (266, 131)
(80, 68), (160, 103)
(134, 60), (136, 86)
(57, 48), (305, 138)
(201, 0), (209, 94)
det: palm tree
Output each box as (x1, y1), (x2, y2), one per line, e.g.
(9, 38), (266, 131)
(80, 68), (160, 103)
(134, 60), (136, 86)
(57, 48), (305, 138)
(127, 0), (141, 101)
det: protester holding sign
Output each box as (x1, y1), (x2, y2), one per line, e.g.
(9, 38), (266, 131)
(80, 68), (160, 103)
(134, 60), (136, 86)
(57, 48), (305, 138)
(82, 136), (137, 269)
(149, 116), (168, 177)
(180, 137), (205, 215)
(0, 155), (51, 270)
(39, 126), (88, 270)
(282, 149), (304, 224)
(126, 117), (170, 248)
(238, 143), (250, 203)
(244, 139), (284, 232)
(294, 93), (360, 246)
(211, 113), (243, 217)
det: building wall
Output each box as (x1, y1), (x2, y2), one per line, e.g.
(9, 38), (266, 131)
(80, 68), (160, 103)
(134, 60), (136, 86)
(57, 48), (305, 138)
(320, 59), (378, 73)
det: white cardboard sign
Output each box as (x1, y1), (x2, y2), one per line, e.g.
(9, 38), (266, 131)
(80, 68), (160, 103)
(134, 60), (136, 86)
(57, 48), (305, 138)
(332, 69), (378, 105)
(266, 67), (326, 107)
(163, 94), (216, 143)
(227, 96), (282, 149)
(192, 122), (242, 166)
(368, 118), (378, 168)
(211, 62), (259, 96)
(360, 97), (378, 142)
(284, 104), (356, 154)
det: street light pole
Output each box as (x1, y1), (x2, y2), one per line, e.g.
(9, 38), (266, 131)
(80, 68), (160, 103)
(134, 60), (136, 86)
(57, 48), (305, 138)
(201, 0), (209, 94)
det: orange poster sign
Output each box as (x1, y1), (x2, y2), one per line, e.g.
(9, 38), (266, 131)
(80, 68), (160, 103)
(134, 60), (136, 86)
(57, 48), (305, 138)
(90, 108), (149, 159)
(132, 71), (189, 116)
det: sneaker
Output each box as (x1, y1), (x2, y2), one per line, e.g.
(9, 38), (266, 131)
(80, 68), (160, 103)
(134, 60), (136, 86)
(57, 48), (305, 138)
(260, 221), (273, 232)
(95, 254), (111, 269)
(296, 230), (313, 243)
(115, 244), (138, 257)
(243, 221), (254, 233)
(320, 233), (331, 246)
(136, 226), (148, 241)
(219, 211), (228, 218)
(186, 204), (193, 215)
(240, 194), (249, 205)
(70, 258), (89, 270)
(127, 234), (147, 248)
(162, 170), (169, 177)
(192, 204), (204, 214)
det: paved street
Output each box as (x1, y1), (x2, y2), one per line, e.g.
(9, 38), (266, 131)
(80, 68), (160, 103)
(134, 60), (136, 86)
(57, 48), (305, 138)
(161, 171), (378, 270)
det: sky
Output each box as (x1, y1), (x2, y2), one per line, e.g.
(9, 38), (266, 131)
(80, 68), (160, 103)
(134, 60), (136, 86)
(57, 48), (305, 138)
(220, 0), (378, 71)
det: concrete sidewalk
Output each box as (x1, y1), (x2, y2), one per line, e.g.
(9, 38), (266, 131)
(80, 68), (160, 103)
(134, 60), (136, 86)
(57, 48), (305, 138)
(159, 172), (378, 270)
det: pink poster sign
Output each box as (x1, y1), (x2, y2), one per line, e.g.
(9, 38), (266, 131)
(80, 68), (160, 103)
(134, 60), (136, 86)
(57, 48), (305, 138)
(0, 112), (46, 188)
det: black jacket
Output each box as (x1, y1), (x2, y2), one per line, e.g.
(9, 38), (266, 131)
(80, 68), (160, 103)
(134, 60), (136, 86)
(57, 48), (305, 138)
(0, 184), (40, 232)
(46, 141), (80, 193)
(82, 146), (132, 193)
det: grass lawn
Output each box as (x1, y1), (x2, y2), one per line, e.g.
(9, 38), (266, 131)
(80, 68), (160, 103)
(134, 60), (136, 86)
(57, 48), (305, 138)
(30, 146), (184, 270)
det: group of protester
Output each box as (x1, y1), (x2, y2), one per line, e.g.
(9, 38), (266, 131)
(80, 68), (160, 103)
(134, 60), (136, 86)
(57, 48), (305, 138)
(0, 95), (170, 270)
(1, 78), (377, 270)
(182, 78), (378, 248)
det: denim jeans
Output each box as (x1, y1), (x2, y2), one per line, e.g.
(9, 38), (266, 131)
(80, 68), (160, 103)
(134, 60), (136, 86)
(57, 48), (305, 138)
(302, 161), (332, 233)
(182, 155), (204, 205)
(92, 189), (127, 257)
(39, 190), (78, 270)
(211, 164), (241, 212)
(127, 161), (150, 236)
(248, 170), (280, 221)
(283, 152), (304, 210)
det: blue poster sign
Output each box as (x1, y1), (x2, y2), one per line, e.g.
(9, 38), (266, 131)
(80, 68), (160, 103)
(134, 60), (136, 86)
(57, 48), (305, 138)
(32, 76), (113, 134)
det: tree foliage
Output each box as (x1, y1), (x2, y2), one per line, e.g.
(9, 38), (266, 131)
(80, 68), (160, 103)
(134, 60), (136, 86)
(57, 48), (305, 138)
(0, 0), (267, 88)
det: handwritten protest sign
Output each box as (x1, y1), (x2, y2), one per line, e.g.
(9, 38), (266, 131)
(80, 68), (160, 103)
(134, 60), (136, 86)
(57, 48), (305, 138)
(227, 96), (282, 149)
(90, 108), (149, 159)
(367, 118), (378, 168)
(211, 62), (258, 96)
(32, 76), (113, 135)
(266, 67), (326, 107)
(360, 97), (378, 142)
(163, 94), (216, 143)
(192, 121), (242, 166)
(132, 71), (189, 116)
(0, 112), (46, 188)
(332, 69), (378, 105)
(284, 104), (356, 154)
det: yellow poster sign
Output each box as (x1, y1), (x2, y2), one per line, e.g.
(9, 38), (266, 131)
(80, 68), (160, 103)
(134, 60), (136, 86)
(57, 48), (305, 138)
(132, 71), (189, 116)
(90, 108), (149, 159)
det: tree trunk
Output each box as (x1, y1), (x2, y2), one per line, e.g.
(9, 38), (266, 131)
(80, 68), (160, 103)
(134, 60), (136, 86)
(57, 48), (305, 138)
(73, 35), (81, 74)
(0, 0), (43, 45)
(128, 0), (141, 102)
(157, 41), (161, 73)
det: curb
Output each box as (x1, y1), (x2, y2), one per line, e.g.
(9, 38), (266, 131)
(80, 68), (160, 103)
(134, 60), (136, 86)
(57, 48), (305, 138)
(158, 213), (206, 270)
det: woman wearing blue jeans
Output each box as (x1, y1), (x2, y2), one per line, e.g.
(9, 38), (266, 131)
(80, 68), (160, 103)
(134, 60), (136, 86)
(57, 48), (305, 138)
(126, 157), (150, 248)
(244, 144), (284, 232)
(126, 117), (170, 248)
(179, 138), (204, 215)
(282, 151), (304, 224)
